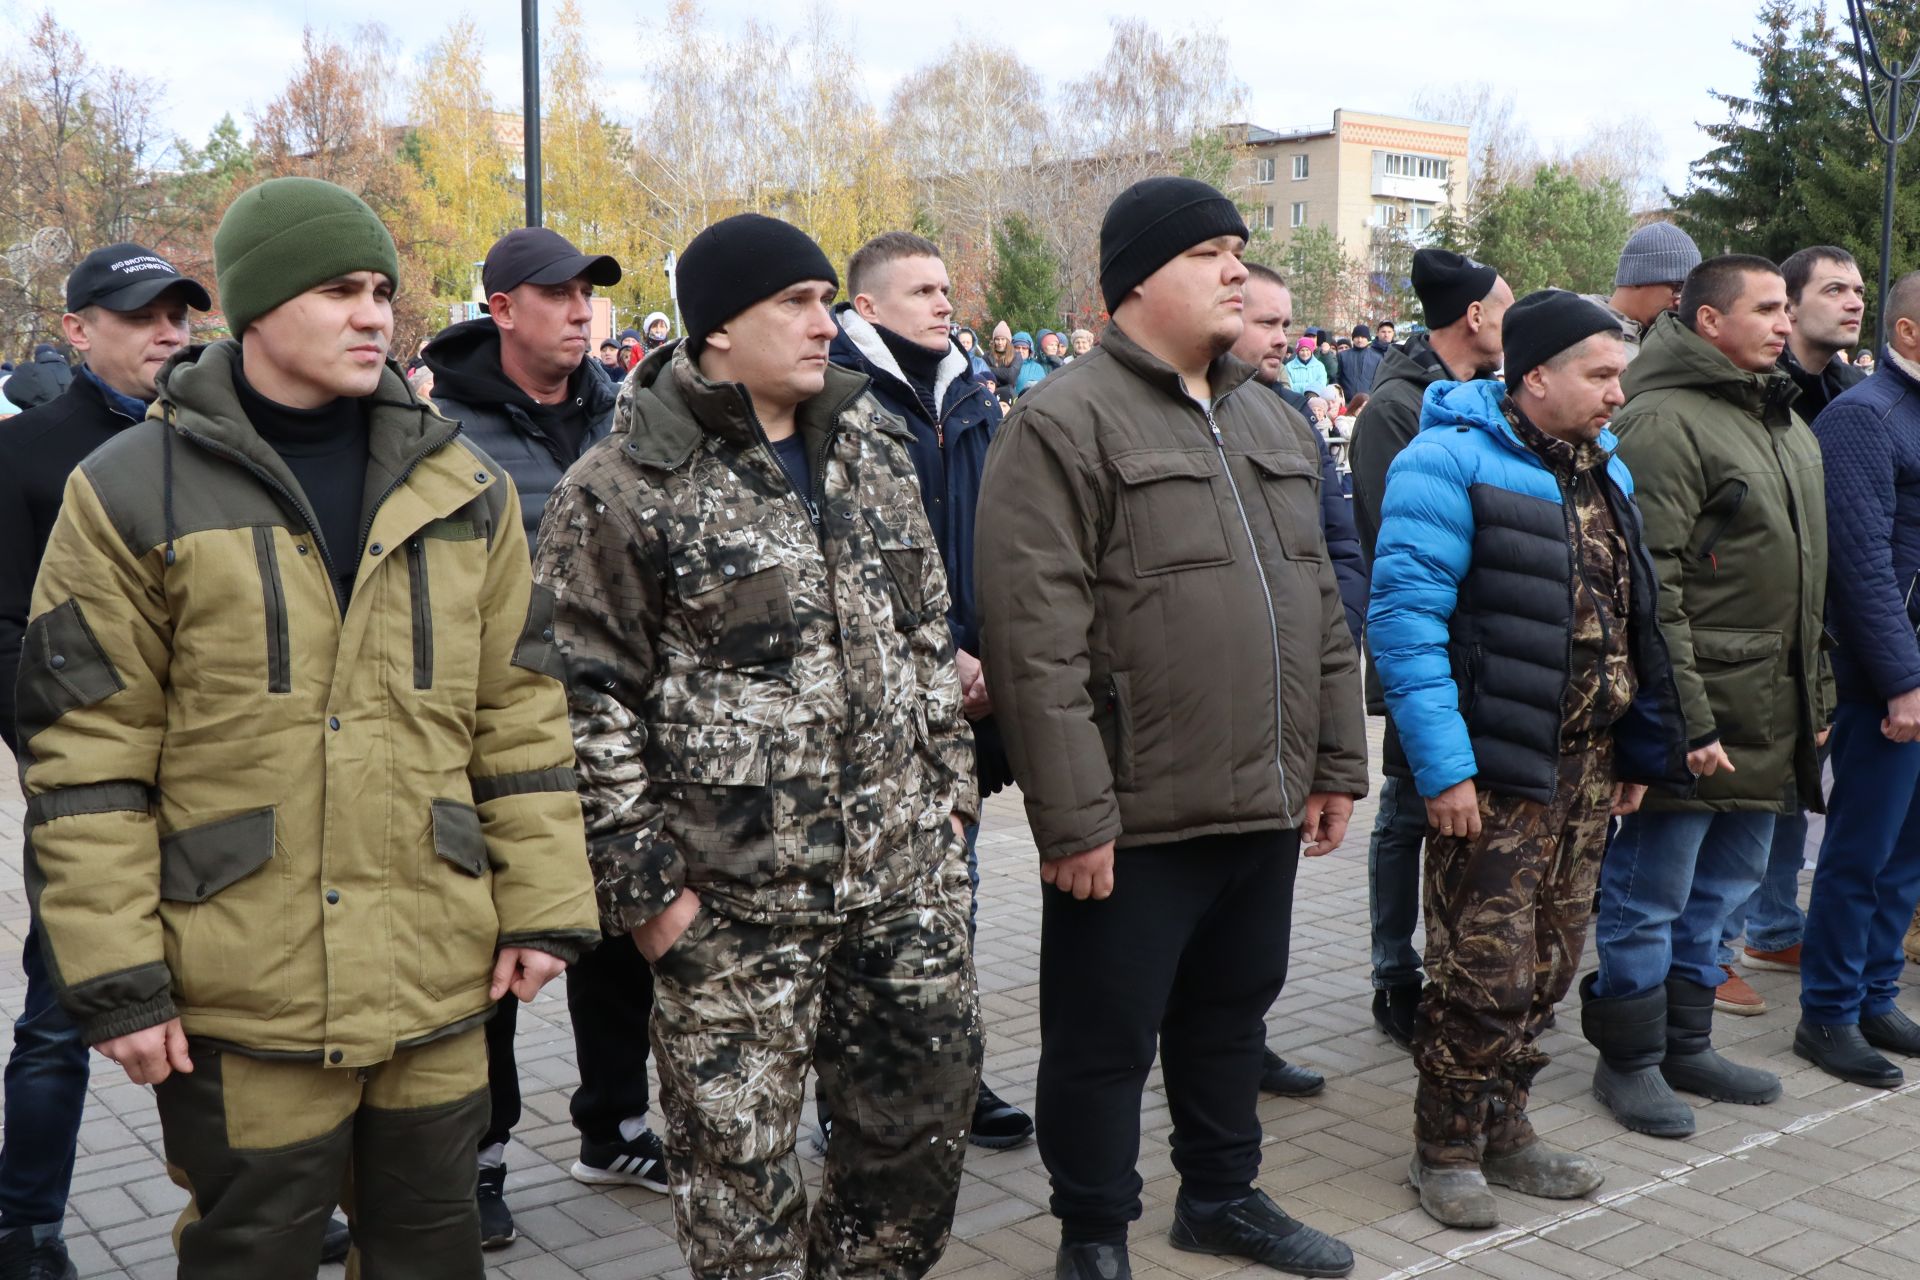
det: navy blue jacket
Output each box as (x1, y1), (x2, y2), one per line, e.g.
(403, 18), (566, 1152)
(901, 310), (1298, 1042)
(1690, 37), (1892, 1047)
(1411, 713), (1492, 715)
(1272, 383), (1368, 642)
(1811, 356), (1920, 704)
(1337, 341), (1386, 399)
(1369, 380), (1689, 801)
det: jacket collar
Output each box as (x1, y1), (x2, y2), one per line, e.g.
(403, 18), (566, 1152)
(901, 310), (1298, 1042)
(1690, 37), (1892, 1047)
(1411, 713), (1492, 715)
(1419, 378), (1620, 465)
(77, 362), (151, 423)
(1098, 321), (1258, 404)
(620, 339), (895, 472)
(1628, 312), (1801, 426)
(829, 305), (981, 429)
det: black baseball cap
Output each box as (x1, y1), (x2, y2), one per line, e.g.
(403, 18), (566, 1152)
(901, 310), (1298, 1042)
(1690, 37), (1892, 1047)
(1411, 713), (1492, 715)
(66, 242), (212, 313)
(482, 227), (621, 300)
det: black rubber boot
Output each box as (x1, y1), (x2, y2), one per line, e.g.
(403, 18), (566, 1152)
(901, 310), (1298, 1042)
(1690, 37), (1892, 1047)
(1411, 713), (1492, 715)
(1661, 977), (1780, 1105)
(1579, 972), (1694, 1138)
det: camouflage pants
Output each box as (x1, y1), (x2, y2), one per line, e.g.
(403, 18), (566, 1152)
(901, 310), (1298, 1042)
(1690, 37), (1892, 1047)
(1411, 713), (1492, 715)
(1413, 743), (1614, 1167)
(649, 852), (982, 1280)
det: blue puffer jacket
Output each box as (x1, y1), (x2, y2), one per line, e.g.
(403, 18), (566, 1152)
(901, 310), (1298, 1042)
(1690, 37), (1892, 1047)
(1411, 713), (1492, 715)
(1812, 355), (1920, 704)
(1368, 380), (1689, 801)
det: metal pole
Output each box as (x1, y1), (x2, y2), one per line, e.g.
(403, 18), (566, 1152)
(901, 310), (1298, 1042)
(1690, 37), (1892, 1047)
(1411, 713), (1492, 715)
(521, 0), (542, 228)
(1882, 98), (1899, 354)
(1847, 1), (1920, 353)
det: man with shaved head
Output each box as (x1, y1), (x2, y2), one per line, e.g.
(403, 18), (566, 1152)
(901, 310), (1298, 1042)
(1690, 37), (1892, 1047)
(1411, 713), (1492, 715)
(1795, 270), (1920, 1087)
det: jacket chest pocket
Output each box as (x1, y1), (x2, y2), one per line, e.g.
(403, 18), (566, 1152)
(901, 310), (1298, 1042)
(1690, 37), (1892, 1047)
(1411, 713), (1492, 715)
(1109, 451), (1234, 576)
(863, 509), (928, 629)
(1247, 450), (1325, 562)
(670, 535), (800, 668)
(158, 808), (293, 1020)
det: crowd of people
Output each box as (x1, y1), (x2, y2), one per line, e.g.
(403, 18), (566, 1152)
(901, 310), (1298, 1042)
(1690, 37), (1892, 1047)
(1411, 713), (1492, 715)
(0, 165), (1918, 1280)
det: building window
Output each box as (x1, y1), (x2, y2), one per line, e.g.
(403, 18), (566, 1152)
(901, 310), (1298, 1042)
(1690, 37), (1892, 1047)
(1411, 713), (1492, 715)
(1383, 153), (1449, 181)
(1290, 202), (1307, 228)
(1372, 202), (1398, 227)
(1292, 154), (1309, 181)
(1413, 205), (1434, 231)
(1255, 157), (1275, 184)
(1262, 204), (1276, 231)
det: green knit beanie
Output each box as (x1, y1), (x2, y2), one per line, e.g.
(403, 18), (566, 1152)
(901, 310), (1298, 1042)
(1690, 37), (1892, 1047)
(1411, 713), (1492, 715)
(214, 177), (401, 336)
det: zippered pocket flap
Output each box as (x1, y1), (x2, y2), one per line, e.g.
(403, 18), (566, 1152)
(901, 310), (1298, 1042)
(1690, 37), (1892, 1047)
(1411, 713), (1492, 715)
(1692, 478), (1749, 563)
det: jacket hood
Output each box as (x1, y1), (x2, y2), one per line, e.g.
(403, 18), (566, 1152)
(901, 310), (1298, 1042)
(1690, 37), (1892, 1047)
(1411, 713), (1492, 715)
(422, 316), (614, 420)
(829, 304), (976, 426)
(1623, 312), (1799, 419)
(617, 339), (894, 472)
(1418, 378), (1619, 456)
(1372, 331), (1449, 399)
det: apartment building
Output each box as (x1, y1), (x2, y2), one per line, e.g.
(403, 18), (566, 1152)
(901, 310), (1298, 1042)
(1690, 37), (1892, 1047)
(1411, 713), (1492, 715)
(1233, 109), (1471, 271)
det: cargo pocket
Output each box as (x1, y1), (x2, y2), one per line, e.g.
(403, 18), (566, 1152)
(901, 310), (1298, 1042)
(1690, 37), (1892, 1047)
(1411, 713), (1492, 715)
(646, 722), (780, 884)
(159, 808), (293, 1019)
(669, 535), (800, 668)
(1109, 450), (1233, 576)
(418, 799), (498, 999)
(1247, 450), (1325, 562)
(863, 509), (928, 629)
(1694, 627), (1782, 745)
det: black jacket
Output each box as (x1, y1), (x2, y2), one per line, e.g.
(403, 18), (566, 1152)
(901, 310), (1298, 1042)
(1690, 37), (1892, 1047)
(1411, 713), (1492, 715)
(828, 306), (1012, 796)
(423, 317), (616, 551)
(1778, 345), (1867, 422)
(0, 369), (147, 750)
(1272, 383), (1369, 643)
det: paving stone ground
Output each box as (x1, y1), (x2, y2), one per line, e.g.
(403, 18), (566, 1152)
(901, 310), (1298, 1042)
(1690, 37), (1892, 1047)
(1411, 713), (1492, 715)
(6, 719), (1920, 1279)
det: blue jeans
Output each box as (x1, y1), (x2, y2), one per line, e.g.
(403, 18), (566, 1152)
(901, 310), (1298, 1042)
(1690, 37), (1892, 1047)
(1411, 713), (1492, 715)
(1718, 810), (1809, 963)
(1800, 700), (1920, 1025)
(0, 921), (90, 1236)
(1367, 774), (1427, 990)
(1593, 808), (1776, 998)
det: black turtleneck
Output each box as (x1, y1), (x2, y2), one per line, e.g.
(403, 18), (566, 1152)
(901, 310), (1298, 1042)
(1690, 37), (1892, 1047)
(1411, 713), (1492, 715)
(234, 363), (370, 611)
(875, 323), (946, 422)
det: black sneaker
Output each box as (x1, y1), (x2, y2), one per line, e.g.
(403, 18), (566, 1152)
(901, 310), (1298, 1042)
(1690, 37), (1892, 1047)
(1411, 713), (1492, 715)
(1055, 1241), (1132, 1280)
(571, 1129), (670, 1192)
(320, 1214), (352, 1264)
(0, 1231), (77, 1280)
(1170, 1190), (1354, 1278)
(1260, 1049), (1326, 1097)
(476, 1165), (516, 1250)
(1371, 983), (1421, 1053)
(972, 1080), (1035, 1149)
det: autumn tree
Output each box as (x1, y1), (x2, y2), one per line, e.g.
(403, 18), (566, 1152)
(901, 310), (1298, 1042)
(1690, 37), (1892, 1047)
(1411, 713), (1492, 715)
(406, 18), (515, 300)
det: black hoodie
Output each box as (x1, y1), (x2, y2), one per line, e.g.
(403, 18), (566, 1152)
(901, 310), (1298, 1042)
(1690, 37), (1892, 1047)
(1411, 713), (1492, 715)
(423, 316), (617, 551)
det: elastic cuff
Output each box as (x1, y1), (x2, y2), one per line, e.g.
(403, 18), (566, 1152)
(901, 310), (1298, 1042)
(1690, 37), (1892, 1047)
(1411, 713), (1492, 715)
(1687, 730), (1721, 751)
(80, 993), (178, 1046)
(498, 930), (600, 967)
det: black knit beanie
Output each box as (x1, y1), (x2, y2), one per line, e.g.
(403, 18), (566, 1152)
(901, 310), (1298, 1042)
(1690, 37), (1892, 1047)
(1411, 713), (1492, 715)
(1099, 177), (1250, 313)
(677, 213), (839, 352)
(1503, 290), (1623, 384)
(1411, 249), (1499, 331)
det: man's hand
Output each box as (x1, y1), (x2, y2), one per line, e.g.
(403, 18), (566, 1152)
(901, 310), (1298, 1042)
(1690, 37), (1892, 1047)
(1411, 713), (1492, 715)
(1687, 741), (1736, 777)
(956, 649), (991, 719)
(491, 947), (569, 1002)
(1426, 780), (1481, 840)
(1042, 841), (1115, 900)
(1885, 688), (1920, 743)
(629, 890), (702, 964)
(1612, 782), (1648, 817)
(1816, 727), (1832, 748)
(98, 1018), (192, 1086)
(1301, 792), (1355, 857)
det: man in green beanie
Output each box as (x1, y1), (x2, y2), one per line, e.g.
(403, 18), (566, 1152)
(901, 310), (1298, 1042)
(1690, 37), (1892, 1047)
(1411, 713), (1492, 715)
(15, 175), (599, 1278)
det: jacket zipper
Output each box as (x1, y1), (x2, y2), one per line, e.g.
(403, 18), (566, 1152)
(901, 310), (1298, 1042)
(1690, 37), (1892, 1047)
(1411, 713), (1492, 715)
(1201, 395), (1292, 810)
(176, 426), (345, 592)
(252, 526), (291, 694)
(408, 538), (434, 689)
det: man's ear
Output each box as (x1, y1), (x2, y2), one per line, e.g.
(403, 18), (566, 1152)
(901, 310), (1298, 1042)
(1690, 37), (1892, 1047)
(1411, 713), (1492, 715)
(704, 325), (732, 354)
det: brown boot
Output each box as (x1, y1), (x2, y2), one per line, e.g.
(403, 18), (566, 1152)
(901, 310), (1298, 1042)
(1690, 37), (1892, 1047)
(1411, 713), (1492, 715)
(1906, 903), (1920, 966)
(1482, 1058), (1604, 1200)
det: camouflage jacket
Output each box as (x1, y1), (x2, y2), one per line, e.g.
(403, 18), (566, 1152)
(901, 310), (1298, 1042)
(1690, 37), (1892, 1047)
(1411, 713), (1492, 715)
(533, 342), (977, 930)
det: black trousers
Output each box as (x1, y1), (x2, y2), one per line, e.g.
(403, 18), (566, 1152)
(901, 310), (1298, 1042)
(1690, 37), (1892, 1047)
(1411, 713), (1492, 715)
(1036, 829), (1300, 1240)
(481, 933), (657, 1148)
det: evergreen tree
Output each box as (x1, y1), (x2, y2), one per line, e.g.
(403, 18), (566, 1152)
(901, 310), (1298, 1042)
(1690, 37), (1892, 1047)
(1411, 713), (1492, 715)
(987, 213), (1064, 334)
(1468, 167), (1635, 296)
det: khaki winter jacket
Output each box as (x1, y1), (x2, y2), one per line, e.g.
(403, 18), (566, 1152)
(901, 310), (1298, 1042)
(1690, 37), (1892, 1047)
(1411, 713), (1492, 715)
(532, 343), (976, 932)
(975, 323), (1368, 861)
(1612, 314), (1833, 812)
(18, 342), (598, 1066)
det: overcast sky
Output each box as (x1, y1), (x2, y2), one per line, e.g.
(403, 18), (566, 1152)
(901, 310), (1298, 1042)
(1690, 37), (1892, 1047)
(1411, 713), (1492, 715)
(69, 0), (1828, 197)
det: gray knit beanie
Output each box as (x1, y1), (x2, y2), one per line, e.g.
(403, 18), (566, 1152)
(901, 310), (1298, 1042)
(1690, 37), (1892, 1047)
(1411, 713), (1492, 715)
(1615, 222), (1703, 288)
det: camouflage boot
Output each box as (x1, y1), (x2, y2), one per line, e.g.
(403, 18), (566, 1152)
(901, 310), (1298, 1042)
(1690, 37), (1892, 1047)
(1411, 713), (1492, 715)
(1409, 1078), (1497, 1229)
(1482, 1060), (1603, 1200)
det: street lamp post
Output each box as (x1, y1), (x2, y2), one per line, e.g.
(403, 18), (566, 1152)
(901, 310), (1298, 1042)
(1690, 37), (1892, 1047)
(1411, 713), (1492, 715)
(1846, 0), (1920, 353)
(522, 0), (542, 228)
